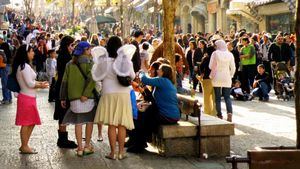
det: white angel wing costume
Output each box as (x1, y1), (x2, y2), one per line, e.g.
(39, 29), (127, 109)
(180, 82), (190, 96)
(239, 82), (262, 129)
(112, 44), (136, 78)
(91, 46), (109, 82)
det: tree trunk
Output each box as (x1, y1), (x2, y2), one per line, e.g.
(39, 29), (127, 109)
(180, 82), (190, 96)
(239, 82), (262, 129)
(23, 0), (33, 18)
(153, 0), (159, 29)
(295, 1), (300, 149)
(72, 0), (75, 25)
(162, 0), (178, 72)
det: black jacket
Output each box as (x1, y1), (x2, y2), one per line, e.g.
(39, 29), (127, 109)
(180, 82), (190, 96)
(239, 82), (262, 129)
(0, 42), (12, 64)
(268, 43), (291, 63)
(255, 72), (271, 89)
(199, 56), (211, 80)
(186, 48), (203, 73)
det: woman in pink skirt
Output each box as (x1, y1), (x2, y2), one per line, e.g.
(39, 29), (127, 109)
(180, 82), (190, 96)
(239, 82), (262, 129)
(12, 45), (49, 154)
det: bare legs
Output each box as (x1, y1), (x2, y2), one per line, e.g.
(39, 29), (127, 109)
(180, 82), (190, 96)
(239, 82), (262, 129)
(20, 125), (35, 152)
(85, 123), (93, 148)
(75, 123), (94, 151)
(75, 125), (83, 151)
(59, 124), (66, 132)
(117, 125), (126, 155)
(107, 125), (127, 158)
(97, 123), (103, 141)
(107, 125), (117, 157)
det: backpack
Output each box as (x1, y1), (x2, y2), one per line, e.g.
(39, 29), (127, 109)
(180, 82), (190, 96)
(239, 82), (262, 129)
(7, 73), (20, 93)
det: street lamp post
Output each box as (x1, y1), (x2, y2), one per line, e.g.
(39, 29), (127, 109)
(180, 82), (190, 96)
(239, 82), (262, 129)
(120, 0), (124, 38)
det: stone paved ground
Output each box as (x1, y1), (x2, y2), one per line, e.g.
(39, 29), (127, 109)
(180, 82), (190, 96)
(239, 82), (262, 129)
(0, 83), (296, 169)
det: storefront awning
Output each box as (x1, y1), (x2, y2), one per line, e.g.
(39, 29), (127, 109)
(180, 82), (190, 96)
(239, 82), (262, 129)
(249, 0), (277, 6)
(128, 0), (141, 7)
(104, 6), (118, 14)
(282, 0), (296, 13)
(226, 9), (260, 24)
(249, 0), (296, 13)
(85, 14), (116, 24)
(135, 0), (150, 11)
(0, 0), (10, 6)
(190, 4), (207, 19)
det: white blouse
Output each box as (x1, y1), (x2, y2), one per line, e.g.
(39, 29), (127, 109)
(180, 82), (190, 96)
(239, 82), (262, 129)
(16, 63), (37, 97)
(93, 58), (134, 94)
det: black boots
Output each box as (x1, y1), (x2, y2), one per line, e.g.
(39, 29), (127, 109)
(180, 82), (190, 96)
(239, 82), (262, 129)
(57, 130), (78, 149)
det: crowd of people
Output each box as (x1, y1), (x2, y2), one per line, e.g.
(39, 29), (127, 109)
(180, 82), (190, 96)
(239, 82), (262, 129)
(0, 15), (297, 158)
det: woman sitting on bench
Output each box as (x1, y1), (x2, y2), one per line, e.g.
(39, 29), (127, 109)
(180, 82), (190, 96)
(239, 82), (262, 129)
(127, 63), (180, 153)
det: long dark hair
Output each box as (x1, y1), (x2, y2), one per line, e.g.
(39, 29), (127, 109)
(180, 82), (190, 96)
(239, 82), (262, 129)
(199, 40), (207, 53)
(189, 41), (197, 50)
(160, 64), (175, 84)
(106, 36), (122, 58)
(12, 44), (34, 75)
(150, 61), (161, 77)
(57, 36), (74, 56)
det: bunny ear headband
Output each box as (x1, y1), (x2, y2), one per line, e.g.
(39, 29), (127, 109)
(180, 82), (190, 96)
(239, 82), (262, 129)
(91, 46), (109, 64)
(113, 44), (136, 77)
(91, 46), (110, 81)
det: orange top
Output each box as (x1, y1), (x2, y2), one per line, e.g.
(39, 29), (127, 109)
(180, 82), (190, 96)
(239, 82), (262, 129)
(0, 56), (6, 68)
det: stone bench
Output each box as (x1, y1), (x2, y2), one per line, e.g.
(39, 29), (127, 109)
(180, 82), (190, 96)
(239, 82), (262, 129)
(152, 94), (235, 158)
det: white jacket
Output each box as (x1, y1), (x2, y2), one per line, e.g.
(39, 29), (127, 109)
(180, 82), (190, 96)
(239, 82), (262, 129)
(209, 40), (236, 88)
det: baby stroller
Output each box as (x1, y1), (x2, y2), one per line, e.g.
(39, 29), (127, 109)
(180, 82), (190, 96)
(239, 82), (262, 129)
(272, 62), (294, 101)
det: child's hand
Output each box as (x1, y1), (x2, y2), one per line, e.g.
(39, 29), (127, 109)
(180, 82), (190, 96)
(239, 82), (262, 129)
(80, 96), (88, 102)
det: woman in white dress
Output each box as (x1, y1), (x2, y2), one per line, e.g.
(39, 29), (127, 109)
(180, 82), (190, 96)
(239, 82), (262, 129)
(92, 36), (135, 160)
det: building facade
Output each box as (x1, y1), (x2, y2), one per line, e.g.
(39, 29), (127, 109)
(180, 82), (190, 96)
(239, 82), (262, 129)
(176, 0), (295, 34)
(177, 0), (230, 34)
(226, 0), (295, 33)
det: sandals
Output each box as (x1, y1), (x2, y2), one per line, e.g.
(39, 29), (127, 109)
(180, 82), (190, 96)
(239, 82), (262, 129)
(83, 147), (94, 156)
(97, 136), (103, 142)
(19, 148), (38, 154)
(105, 154), (117, 160)
(118, 153), (127, 160)
(77, 150), (84, 157)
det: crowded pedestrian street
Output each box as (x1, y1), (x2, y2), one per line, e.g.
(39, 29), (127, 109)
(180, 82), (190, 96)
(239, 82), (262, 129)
(0, 83), (295, 169)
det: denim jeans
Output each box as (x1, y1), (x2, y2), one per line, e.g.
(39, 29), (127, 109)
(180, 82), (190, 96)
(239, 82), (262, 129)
(0, 64), (12, 101)
(214, 87), (233, 117)
(252, 82), (270, 100)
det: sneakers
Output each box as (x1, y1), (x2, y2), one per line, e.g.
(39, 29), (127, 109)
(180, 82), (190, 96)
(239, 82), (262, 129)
(227, 113), (232, 122)
(248, 95), (254, 101)
(0, 100), (12, 105)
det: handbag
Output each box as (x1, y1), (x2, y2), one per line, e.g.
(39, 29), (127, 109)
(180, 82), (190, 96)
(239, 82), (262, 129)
(70, 99), (95, 113)
(117, 75), (131, 87)
(75, 62), (100, 104)
(7, 73), (20, 93)
(137, 101), (152, 112)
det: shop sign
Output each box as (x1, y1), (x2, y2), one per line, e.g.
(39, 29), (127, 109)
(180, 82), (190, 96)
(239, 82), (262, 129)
(207, 2), (218, 13)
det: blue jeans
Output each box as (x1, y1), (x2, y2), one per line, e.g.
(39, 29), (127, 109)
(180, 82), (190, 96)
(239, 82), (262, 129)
(252, 82), (270, 100)
(0, 65), (12, 101)
(214, 87), (233, 117)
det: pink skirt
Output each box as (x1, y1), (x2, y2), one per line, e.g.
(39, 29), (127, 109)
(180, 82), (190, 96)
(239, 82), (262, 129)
(15, 93), (41, 126)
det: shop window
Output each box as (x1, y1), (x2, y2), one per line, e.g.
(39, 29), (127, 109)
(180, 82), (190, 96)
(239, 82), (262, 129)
(267, 13), (292, 34)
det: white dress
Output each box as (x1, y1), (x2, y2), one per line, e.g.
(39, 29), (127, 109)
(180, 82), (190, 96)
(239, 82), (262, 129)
(91, 45), (136, 130)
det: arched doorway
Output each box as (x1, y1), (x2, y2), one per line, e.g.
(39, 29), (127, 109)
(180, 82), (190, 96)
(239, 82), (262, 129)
(182, 5), (191, 33)
(190, 3), (207, 33)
